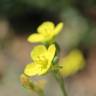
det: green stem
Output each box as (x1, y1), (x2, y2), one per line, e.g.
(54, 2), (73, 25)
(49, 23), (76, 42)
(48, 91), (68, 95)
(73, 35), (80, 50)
(59, 77), (68, 96)
(53, 72), (68, 96)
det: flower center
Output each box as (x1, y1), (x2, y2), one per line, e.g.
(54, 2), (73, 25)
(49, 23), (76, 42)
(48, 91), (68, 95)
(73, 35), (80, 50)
(35, 55), (48, 68)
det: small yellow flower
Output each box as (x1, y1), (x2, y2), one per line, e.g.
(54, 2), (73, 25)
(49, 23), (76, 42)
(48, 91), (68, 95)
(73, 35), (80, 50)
(59, 49), (85, 77)
(27, 21), (63, 43)
(24, 44), (56, 77)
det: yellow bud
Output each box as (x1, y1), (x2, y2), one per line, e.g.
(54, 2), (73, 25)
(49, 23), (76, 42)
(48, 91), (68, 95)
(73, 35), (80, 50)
(59, 49), (85, 77)
(20, 74), (29, 86)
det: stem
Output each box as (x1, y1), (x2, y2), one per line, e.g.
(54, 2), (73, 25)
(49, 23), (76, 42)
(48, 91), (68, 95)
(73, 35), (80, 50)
(59, 77), (68, 96)
(53, 72), (68, 96)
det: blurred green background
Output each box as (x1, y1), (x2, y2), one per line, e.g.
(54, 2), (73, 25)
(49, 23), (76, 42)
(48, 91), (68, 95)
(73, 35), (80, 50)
(0, 0), (96, 96)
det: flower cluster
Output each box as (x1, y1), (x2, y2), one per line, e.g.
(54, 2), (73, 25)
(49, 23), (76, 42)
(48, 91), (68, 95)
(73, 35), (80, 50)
(21, 21), (85, 96)
(23, 21), (64, 77)
(23, 21), (85, 78)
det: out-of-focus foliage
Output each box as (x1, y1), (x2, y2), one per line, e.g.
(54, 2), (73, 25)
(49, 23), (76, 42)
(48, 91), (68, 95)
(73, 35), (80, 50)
(0, 0), (96, 17)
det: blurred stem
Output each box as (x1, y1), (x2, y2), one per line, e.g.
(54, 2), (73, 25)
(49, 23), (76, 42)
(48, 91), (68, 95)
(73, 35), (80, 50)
(52, 42), (68, 96)
(53, 72), (68, 96)
(60, 77), (68, 96)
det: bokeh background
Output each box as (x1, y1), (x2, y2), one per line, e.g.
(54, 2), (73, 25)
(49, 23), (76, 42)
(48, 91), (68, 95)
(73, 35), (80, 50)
(0, 0), (96, 96)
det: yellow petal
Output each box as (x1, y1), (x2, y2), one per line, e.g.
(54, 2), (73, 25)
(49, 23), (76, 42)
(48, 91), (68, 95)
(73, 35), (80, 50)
(54, 22), (63, 35)
(37, 59), (50, 75)
(37, 21), (55, 35)
(38, 61), (51, 75)
(24, 63), (40, 77)
(47, 44), (56, 62)
(31, 45), (47, 61)
(59, 49), (85, 77)
(27, 33), (45, 43)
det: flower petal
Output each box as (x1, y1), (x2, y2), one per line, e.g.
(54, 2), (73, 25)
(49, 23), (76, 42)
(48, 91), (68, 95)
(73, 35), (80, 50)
(37, 21), (55, 35)
(24, 63), (40, 76)
(38, 61), (51, 75)
(31, 45), (47, 61)
(54, 22), (63, 35)
(27, 33), (45, 43)
(59, 49), (85, 77)
(47, 44), (56, 62)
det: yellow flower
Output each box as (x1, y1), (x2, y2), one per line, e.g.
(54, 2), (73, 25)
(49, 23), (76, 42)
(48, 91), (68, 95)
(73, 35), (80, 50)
(59, 49), (85, 77)
(27, 21), (63, 43)
(24, 44), (56, 77)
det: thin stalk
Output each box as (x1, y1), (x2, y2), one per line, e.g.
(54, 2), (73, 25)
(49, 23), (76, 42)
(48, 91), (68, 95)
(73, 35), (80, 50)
(53, 72), (68, 96)
(59, 77), (68, 96)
